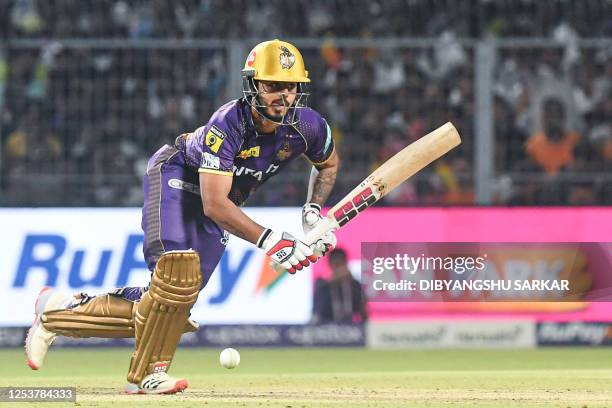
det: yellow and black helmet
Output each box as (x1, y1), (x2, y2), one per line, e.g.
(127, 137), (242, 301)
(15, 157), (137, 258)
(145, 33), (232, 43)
(242, 39), (310, 125)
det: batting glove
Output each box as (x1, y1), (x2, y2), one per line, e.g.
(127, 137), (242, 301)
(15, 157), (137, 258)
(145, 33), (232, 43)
(257, 229), (319, 274)
(302, 203), (337, 257)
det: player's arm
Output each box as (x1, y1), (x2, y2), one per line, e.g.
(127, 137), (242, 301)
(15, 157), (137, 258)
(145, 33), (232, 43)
(307, 148), (339, 207)
(199, 172), (318, 273)
(302, 150), (340, 256)
(302, 149), (339, 256)
(199, 172), (264, 244)
(301, 115), (339, 255)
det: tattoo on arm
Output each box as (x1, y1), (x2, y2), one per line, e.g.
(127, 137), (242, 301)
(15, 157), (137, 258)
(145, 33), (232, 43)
(310, 166), (337, 206)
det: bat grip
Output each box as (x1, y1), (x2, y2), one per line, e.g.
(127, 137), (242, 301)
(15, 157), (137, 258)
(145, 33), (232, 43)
(304, 216), (338, 245)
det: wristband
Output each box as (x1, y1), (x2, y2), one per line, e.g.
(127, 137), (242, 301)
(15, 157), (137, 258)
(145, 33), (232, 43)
(256, 228), (273, 248)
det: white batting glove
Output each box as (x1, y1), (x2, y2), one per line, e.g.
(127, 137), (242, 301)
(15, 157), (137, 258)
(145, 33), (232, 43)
(302, 203), (337, 257)
(257, 229), (319, 274)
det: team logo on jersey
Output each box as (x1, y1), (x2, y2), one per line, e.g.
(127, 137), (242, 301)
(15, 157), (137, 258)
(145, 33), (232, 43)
(276, 140), (292, 161)
(279, 46), (295, 70)
(205, 126), (226, 153)
(237, 146), (260, 159)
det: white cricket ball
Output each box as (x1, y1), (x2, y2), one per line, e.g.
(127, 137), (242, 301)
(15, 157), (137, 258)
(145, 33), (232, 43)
(219, 348), (240, 369)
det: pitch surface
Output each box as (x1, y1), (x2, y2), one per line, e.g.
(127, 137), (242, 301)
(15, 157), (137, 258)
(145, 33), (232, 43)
(2, 348), (611, 407)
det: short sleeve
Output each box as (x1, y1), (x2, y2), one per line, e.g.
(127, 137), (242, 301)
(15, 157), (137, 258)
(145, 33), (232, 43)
(197, 119), (241, 176)
(303, 113), (335, 165)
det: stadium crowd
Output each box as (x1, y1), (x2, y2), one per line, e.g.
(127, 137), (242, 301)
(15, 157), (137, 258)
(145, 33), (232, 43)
(1, 0), (609, 39)
(0, 0), (610, 206)
(494, 45), (611, 205)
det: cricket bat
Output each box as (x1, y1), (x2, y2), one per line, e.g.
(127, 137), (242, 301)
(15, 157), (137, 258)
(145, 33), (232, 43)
(305, 121), (462, 244)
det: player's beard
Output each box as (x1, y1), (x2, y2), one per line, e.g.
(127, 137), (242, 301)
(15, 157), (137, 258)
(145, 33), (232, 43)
(265, 98), (290, 122)
(265, 106), (285, 122)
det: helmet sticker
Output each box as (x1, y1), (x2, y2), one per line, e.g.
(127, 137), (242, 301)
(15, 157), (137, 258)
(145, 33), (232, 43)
(247, 50), (256, 67)
(279, 46), (295, 70)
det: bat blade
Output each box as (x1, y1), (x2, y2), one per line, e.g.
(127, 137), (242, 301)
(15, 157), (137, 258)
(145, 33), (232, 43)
(305, 122), (461, 244)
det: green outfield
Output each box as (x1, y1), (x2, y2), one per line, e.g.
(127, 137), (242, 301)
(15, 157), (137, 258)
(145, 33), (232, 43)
(1, 347), (611, 407)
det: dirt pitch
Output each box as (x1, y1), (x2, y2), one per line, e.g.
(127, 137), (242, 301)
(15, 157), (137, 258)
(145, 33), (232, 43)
(2, 348), (612, 407)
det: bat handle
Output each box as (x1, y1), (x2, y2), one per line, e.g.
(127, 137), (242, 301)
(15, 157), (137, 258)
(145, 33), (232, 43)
(304, 216), (339, 245)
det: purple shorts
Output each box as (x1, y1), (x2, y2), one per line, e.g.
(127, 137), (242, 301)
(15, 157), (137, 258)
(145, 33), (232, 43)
(141, 144), (228, 288)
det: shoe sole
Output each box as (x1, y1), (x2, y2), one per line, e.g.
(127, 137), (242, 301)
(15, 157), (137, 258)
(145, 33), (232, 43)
(164, 379), (188, 394)
(25, 287), (53, 370)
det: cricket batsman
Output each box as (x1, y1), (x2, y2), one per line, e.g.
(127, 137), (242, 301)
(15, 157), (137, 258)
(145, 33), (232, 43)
(24, 39), (339, 394)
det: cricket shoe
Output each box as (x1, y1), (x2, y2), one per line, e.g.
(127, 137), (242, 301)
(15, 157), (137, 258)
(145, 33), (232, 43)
(25, 287), (72, 370)
(125, 372), (189, 395)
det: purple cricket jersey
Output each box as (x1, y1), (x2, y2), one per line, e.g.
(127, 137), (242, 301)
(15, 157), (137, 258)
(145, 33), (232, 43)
(134, 98), (335, 297)
(178, 98), (335, 205)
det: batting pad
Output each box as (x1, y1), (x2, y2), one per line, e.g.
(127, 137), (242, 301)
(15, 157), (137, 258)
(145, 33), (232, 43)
(42, 294), (137, 338)
(41, 295), (199, 338)
(127, 250), (202, 384)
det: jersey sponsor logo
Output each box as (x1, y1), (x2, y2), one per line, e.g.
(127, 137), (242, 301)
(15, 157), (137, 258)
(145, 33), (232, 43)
(279, 46), (295, 70)
(237, 146), (260, 160)
(205, 126), (226, 153)
(233, 163), (280, 181)
(201, 152), (221, 170)
(276, 140), (292, 161)
(168, 179), (200, 196)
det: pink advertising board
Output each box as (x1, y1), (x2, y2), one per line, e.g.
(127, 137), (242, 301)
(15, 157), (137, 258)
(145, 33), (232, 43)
(313, 207), (612, 322)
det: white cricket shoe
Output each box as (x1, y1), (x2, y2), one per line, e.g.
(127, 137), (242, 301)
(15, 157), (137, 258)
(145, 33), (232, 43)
(125, 372), (189, 395)
(25, 287), (71, 370)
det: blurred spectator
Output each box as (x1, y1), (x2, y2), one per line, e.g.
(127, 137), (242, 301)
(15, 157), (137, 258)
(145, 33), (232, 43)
(588, 97), (612, 168)
(312, 249), (368, 324)
(525, 98), (581, 176)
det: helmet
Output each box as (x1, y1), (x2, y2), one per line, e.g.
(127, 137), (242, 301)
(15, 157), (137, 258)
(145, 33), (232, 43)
(242, 39), (310, 126)
(242, 39), (310, 83)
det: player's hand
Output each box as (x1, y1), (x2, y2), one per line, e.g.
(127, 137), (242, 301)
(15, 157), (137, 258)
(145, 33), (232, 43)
(302, 203), (337, 257)
(302, 203), (324, 233)
(257, 229), (319, 274)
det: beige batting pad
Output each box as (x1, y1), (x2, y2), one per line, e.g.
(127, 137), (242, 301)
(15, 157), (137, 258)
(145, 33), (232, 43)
(126, 250), (202, 384)
(42, 293), (138, 338)
(42, 294), (199, 339)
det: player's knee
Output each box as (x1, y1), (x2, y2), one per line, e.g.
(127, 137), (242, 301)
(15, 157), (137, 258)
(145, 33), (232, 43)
(152, 251), (203, 305)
